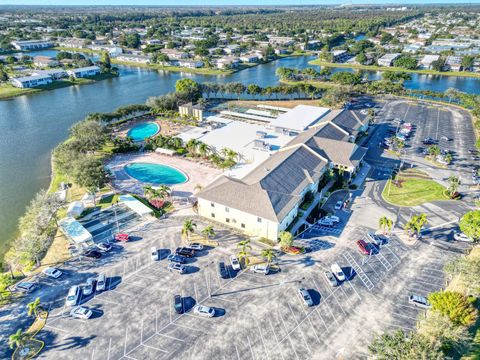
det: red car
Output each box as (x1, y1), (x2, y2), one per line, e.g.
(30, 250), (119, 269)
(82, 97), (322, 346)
(356, 239), (370, 255)
(114, 233), (129, 242)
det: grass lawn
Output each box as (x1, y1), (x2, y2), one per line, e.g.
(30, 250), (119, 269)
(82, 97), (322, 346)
(0, 83), (40, 99)
(309, 59), (480, 79)
(382, 170), (449, 206)
(280, 78), (337, 90)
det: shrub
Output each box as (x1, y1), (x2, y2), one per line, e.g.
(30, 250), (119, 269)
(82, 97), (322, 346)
(428, 291), (478, 326)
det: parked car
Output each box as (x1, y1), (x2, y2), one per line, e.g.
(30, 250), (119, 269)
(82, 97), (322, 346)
(187, 243), (204, 251)
(324, 271), (338, 287)
(230, 255), (241, 271)
(218, 262), (229, 279)
(408, 295), (431, 309)
(70, 306), (93, 319)
(83, 278), (96, 296)
(356, 239), (370, 255)
(366, 232), (388, 246)
(173, 295), (184, 314)
(167, 254), (186, 264)
(151, 247), (159, 261)
(96, 274), (106, 291)
(15, 281), (37, 293)
(453, 232), (474, 242)
(84, 249), (102, 259)
(250, 264), (270, 275)
(175, 247), (195, 258)
(318, 218), (335, 227)
(66, 285), (80, 306)
(423, 137), (437, 145)
(331, 263), (345, 282)
(323, 215), (340, 223)
(168, 262), (186, 274)
(334, 201), (343, 210)
(194, 305), (215, 318)
(42, 267), (62, 279)
(297, 288), (314, 307)
(114, 233), (129, 242)
(96, 242), (112, 252)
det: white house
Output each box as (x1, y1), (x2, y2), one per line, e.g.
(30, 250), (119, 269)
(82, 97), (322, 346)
(175, 59), (204, 68)
(240, 53), (259, 63)
(33, 56), (59, 68)
(66, 66), (101, 78)
(216, 56), (240, 69)
(11, 74), (53, 88)
(58, 38), (88, 49)
(419, 54), (440, 69)
(11, 40), (54, 51)
(32, 69), (67, 80)
(116, 54), (151, 64)
(160, 48), (189, 60)
(378, 53), (401, 67)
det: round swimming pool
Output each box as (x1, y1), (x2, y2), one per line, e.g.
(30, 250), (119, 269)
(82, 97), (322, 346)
(127, 122), (160, 141)
(124, 162), (188, 185)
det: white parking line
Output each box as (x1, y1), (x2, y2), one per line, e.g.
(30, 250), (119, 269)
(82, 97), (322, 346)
(141, 343), (169, 353)
(256, 318), (269, 359)
(44, 324), (71, 334)
(268, 316), (280, 344)
(156, 333), (186, 343)
(247, 335), (256, 360)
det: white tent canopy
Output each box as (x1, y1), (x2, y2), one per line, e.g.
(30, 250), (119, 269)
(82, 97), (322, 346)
(59, 217), (93, 244)
(120, 194), (153, 216)
(67, 201), (84, 218)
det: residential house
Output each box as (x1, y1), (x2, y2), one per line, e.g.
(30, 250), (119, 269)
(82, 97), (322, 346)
(58, 38), (88, 49)
(240, 53), (259, 63)
(145, 39), (163, 45)
(32, 69), (67, 80)
(445, 56), (462, 71)
(419, 54), (440, 69)
(216, 56), (240, 69)
(11, 40), (54, 51)
(224, 44), (240, 55)
(331, 50), (350, 63)
(11, 74), (53, 88)
(116, 54), (151, 64)
(377, 53), (401, 67)
(33, 56), (59, 68)
(178, 102), (203, 121)
(160, 48), (189, 60)
(174, 59), (204, 68)
(89, 45), (123, 57)
(66, 66), (101, 78)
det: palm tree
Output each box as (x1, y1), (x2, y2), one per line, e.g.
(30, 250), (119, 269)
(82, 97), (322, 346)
(198, 142), (211, 159)
(143, 185), (155, 199)
(237, 239), (252, 266)
(156, 185), (171, 199)
(428, 145), (441, 157)
(447, 175), (460, 198)
(186, 139), (200, 157)
(404, 213), (428, 238)
(201, 225), (215, 239)
(379, 216), (393, 234)
(9, 329), (28, 349)
(181, 219), (197, 241)
(261, 249), (276, 265)
(26, 297), (41, 317)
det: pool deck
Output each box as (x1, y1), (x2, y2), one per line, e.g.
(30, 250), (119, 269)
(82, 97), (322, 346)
(107, 153), (222, 199)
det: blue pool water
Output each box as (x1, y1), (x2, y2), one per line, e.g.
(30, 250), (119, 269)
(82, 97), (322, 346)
(124, 162), (188, 185)
(127, 122), (160, 141)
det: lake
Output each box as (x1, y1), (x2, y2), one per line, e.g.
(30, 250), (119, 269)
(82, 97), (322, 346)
(0, 52), (479, 257)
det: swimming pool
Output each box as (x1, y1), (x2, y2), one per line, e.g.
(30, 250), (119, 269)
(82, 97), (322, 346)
(127, 122), (160, 141)
(124, 162), (188, 185)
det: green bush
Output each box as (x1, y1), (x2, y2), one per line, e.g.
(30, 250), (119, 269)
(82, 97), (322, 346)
(428, 291), (478, 326)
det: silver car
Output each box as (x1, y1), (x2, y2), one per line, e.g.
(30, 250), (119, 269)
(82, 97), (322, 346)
(168, 262), (186, 274)
(408, 295), (431, 309)
(83, 278), (96, 296)
(324, 271), (339, 287)
(194, 305), (215, 318)
(298, 288), (314, 307)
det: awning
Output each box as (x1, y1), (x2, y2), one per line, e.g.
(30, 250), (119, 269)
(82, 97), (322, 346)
(119, 194), (153, 217)
(59, 217), (92, 244)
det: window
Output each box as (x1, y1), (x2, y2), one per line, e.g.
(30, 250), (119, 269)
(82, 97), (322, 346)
(226, 218), (230, 223)
(225, 207), (230, 212)
(211, 213), (215, 218)
(241, 223), (245, 229)
(210, 202), (215, 207)
(257, 217), (262, 223)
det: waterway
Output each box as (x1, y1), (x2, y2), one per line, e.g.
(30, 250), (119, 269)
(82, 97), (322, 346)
(0, 51), (479, 258)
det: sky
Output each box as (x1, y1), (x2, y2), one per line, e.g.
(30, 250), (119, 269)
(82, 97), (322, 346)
(1, 0), (479, 5)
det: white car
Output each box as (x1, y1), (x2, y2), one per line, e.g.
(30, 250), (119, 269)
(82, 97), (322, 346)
(168, 262), (186, 274)
(331, 263), (345, 282)
(318, 218), (335, 227)
(323, 215), (340, 223)
(70, 306), (93, 319)
(42, 267), (62, 279)
(151, 247), (159, 261)
(194, 305), (215, 318)
(187, 243), (204, 251)
(366, 232), (388, 246)
(250, 264), (270, 275)
(453, 232), (474, 242)
(66, 285), (80, 306)
(334, 201), (343, 210)
(408, 295), (431, 309)
(96, 242), (112, 252)
(83, 278), (96, 296)
(230, 255), (241, 271)
(298, 288), (314, 307)
(96, 274), (106, 291)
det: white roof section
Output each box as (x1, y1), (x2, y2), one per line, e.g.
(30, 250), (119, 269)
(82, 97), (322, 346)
(257, 104), (290, 112)
(270, 105), (331, 132)
(155, 147), (176, 156)
(220, 110), (272, 123)
(67, 201), (84, 218)
(59, 217), (92, 244)
(120, 194), (153, 216)
(176, 126), (209, 143)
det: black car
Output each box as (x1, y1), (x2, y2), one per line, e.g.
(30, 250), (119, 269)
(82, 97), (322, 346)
(218, 262), (229, 279)
(173, 295), (184, 314)
(423, 137), (437, 145)
(175, 247), (195, 258)
(84, 249), (102, 259)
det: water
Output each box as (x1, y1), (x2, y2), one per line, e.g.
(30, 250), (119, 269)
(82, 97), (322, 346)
(124, 163), (188, 185)
(127, 122), (160, 142)
(0, 51), (479, 257)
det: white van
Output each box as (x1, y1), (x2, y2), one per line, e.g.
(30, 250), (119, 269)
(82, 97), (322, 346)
(66, 285), (80, 306)
(96, 274), (106, 292)
(151, 247), (159, 261)
(331, 263), (346, 282)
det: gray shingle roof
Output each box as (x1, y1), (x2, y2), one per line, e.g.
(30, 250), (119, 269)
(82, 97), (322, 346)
(330, 109), (367, 136)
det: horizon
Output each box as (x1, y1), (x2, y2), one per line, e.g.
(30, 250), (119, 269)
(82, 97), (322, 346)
(2, 0), (480, 6)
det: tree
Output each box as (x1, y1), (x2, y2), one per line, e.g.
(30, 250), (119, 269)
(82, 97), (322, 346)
(393, 56), (417, 70)
(0, 66), (8, 82)
(181, 219), (197, 241)
(246, 84), (261, 96)
(445, 255), (480, 296)
(26, 297), (41, 317)
(404, 213), (427, 238)
(120, 32), (140, 48)
(427, 145), (441, 157)
(330, 71), (362, 86)
(379, 216), (393, 234)
(100, 51), (111, 71)
(198, 142), (211, 159)
(459, 210), (480, 241)
(428, 291), (478, 326)
(72, 156), (110, 190)
(355, 52), (367, 65)
(431, 58), (445, 72)
(237, 239), (252, 266)
(201, 225), (215, 240)
(418, 310), (472, 353)
(279, 231), (294, 248)
(368, 329), (443, 360)
(447, 175), (460, 198)
(261, 249), (276, 265)
(175, 78), (202, 102)
(8, 329), (29, 350)
(461, 56), (474, 71)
